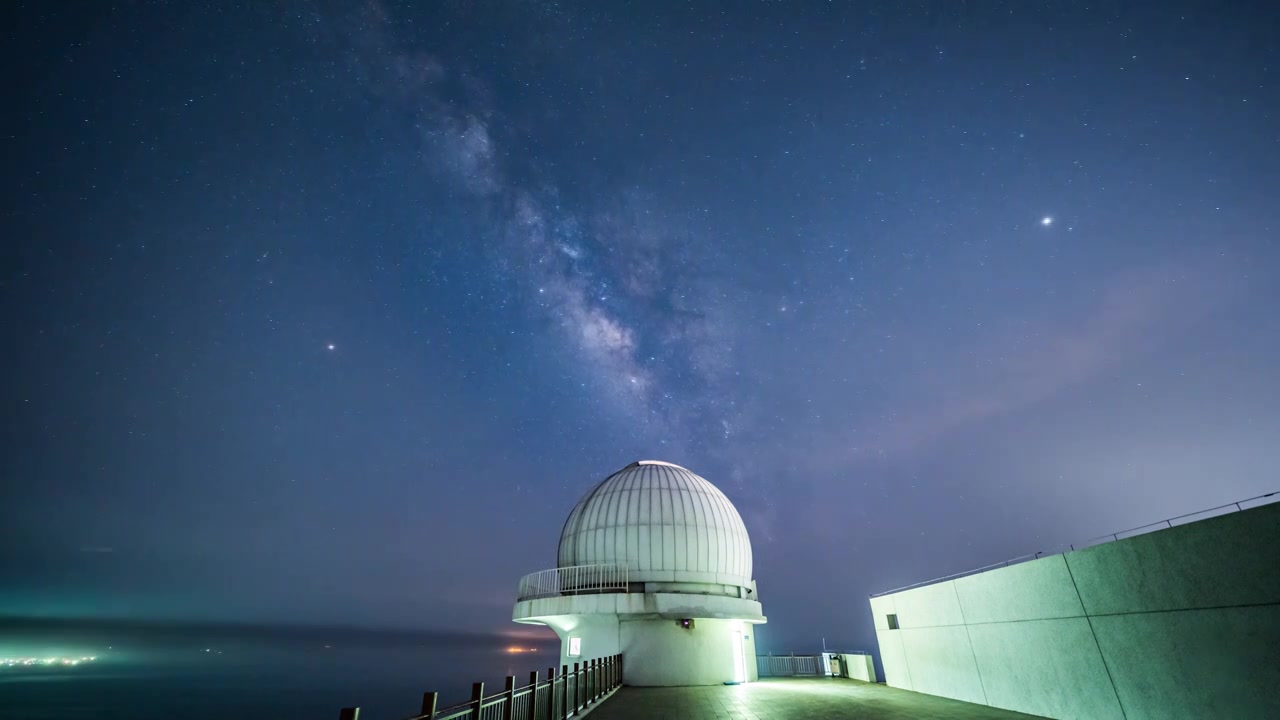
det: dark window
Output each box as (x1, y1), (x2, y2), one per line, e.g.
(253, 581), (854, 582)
(887, 614), (899, 630)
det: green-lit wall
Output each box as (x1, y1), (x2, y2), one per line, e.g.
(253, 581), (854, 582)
(870, 501), (1280, 720)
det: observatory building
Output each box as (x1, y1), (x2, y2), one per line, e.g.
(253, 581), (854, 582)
(512, 460), (765, 686)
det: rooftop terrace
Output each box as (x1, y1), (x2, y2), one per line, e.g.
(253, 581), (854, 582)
(587, 677), (1046, 720)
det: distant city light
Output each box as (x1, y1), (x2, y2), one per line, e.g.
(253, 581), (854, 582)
(1, 656), (97, 668)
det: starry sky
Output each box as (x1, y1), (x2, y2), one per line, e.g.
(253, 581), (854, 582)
(3, 1), (1278, 653)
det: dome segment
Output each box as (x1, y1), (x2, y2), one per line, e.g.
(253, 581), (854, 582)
(557, 460), (753, 587)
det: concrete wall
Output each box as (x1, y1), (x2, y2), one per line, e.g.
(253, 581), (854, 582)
(841, 653), (875, 682)
(522, 614), (758, 685)
(620, 618), (757, 686)
(514, 593), (762, 686)
(870, 501), (1280, 720)
(523, 613), (623, 671)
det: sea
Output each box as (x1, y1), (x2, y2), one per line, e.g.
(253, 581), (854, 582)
(0, 618), (559, 720)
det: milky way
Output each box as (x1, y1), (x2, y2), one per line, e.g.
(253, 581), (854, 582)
(347, 0), (751, 464)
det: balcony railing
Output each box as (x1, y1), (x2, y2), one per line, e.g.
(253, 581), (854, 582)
(757, 653), (820, 677)
(337, 654), (623, 720)
(870, 490), (1278, 598)
(516, 563), (629, 601)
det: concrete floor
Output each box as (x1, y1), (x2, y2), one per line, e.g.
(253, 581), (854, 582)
(585, 677), (1047, 720)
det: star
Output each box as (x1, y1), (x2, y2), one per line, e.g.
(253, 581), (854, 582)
(1041, 216), (1053, 226)
(326, 344), (335, 351)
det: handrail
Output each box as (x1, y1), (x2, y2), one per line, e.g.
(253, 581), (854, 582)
(338, 653), (625, 720)
(870, 490), (1277, 598)
(516, 563), (630, 601)
(1070, 491), (1278, 548)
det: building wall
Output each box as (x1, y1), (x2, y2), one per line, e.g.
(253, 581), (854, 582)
(870, 502), (1280, 720)
(513, 593), (762, 686)
(526, 613), (623, 671)
(531, 614), (759, 686)
(619, 617), (757, 686)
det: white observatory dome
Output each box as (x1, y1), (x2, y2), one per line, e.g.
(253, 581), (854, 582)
(557, 460), (753, 587)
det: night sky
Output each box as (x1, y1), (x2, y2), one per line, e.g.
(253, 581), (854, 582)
(4, 1), (1278, 653)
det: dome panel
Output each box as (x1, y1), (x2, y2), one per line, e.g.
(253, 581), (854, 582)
(557, 460), (754, 586)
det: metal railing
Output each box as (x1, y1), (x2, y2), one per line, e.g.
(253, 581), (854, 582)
(870, 491), (1278, 598)
(1067, 491), (1278, 550)
(756, 654), (819, 677)
(516, 563), (629, 601)
(338, 654), (623, 720)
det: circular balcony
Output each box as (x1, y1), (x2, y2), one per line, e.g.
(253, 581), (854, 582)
(516, 563), (630, 601)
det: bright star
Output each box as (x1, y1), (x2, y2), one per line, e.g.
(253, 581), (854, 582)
(1041, 216), (1053, 226)
(326, 344), (335, 351)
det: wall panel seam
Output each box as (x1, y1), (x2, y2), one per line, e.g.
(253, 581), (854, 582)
(952, 582), (989, 706)
(1064, 555), (1129, 720)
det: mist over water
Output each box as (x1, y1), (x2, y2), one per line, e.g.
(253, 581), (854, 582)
(0, 618), (558, 720)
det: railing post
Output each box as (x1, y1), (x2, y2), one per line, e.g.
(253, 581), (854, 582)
(546, 667), (556, 720)
(469, 682), (484, 720)
(560, 665), (568, 719)
(528, 671), (539, 720)
(338, 709), (359, 720)
(503, 676), (516, 720)
(421, 692), (438, 719)
(573, 661), (581, 712)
